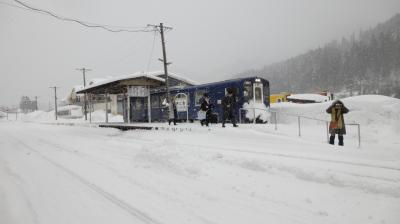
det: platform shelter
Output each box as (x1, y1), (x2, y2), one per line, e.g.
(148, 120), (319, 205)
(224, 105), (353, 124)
(77, 73), (165, 123)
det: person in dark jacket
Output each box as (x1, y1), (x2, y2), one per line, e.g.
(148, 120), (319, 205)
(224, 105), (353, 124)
(200, 93), (212, 126)
(326, 100), (349, 146)
(221, 88), (238, 128)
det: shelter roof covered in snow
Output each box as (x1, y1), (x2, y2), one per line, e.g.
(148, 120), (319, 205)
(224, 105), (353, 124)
(77, 72), (165, 94)
(77, 71), (197, 95)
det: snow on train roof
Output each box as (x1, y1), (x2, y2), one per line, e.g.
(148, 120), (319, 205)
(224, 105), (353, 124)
(287, 94), (330, 102)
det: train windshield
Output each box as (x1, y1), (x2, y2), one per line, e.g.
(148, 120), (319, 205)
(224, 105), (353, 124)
(254, 87), (262, 102)
(253, 81), (263, 103)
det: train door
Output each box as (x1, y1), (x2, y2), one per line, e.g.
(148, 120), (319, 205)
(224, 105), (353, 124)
(174, 92), (189, 121)
(130, 97), (148, 122)
(253, 81), (264, 104)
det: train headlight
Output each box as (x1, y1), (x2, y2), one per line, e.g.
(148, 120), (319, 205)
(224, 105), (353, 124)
(255, 78), (261, 82)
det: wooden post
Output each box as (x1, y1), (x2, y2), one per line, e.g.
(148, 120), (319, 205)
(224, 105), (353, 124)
(298, 116), (301, 137)
(357, 124), (361, 148)
(89, 94), (92, 123)
(147, 86), (151, 123)
(127, 87), (131, 123)
(105, 92), (108, 123)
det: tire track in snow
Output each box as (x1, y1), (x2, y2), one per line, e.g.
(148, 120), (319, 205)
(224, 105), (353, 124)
(26, 131), (319, 224)
(6, 134), (163, 224)
(0, 159), (40, 224)
(96, 133), (400, 181)
(179, 143), (400, 172)
(104, 132), (400, 172)
(179, 143), (400, 198)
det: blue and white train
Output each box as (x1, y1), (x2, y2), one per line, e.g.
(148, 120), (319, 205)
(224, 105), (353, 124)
(128, 77), (270, 123)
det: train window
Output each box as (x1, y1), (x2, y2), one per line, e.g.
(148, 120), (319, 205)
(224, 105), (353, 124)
(135, 99), (142, 109)
(151, 95), (159, 107)
(224, 87), (239, 96)
(255, 87), (262, 102)
(195, 89), (206, 106)
(243, 83), (252, 99)
(264, 84), (269, 104)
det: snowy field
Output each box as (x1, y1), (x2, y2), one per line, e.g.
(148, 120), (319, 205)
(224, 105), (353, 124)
(1, 95), (400, 224)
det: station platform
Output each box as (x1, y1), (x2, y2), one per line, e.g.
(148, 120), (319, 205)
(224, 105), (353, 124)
(97, 122), (195, 131)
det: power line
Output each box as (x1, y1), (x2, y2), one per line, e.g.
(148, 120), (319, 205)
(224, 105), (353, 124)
(147, 23), (173, 103)
(7, 0), (154, 33)
(0, 0), (28, 10)
(146, 30), (158, 72)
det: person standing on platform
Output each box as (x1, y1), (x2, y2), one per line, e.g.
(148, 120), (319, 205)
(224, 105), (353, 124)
(221, 88), (238, 128)
(168, 97), (178, 125)
(200, 93), (212, 127)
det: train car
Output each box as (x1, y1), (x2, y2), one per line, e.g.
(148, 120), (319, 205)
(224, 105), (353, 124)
(129, 77), (270, 123)
(56, 105), (83, 119)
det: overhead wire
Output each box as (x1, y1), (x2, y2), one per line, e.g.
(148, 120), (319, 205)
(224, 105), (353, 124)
(0, 0), (29, 10)
(146, 30), (158, 72)
(6, 0), (156, 33)
(1, 0), (173, 76)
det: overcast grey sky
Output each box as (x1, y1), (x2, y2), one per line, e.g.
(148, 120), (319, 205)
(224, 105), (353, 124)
(1, 0), (399, 108)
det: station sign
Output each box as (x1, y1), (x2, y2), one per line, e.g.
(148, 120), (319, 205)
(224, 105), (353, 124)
(175, 98), (188, 112)
(128, 86), (149, 97)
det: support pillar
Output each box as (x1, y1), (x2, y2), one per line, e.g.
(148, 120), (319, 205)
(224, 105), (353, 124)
(89, 94), (92, 123)
(147, 86), (151, 123)
(105, 92), (108, 123)
(127, 86), (131, 123)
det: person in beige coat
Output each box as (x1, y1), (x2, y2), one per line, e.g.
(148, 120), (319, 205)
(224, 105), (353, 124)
(326, 100), (349, 146)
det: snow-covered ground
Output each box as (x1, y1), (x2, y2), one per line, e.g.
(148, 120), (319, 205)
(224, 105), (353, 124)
(1, 95), (399, 224)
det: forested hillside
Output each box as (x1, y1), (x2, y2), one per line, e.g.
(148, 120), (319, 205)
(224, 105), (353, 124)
(238, 14), (400, 98)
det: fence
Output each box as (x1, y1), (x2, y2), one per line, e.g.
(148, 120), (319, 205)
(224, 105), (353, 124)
(0, 111), (19, 121)
(239, 107), (361, 148)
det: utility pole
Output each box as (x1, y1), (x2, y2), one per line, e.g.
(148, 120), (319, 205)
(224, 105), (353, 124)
(76, 68), (91, 121)
(147, 23), (173, 102)
(49, 87), (59, 120)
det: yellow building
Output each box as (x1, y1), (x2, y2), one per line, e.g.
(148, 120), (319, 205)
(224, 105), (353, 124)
(270, 92), (291, 103)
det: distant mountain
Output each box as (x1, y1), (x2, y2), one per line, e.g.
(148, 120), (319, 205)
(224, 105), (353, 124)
(237, 14), (400, 98)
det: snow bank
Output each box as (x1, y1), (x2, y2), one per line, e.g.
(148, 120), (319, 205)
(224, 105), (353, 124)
(21, 110), (54, 121)
(272, 95), (400, 127)
(242, 100), (270, 122)
(89, 110), (124, 123)
(271, 95), (400, 147)
(20, 109), (123, 123)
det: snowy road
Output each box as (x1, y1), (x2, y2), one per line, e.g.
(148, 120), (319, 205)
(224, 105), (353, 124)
(1, 121), (400, 224)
